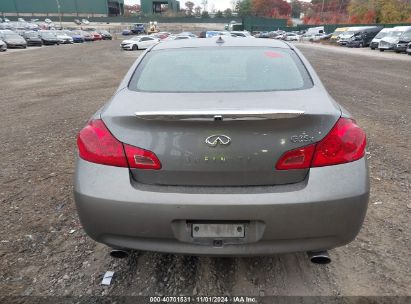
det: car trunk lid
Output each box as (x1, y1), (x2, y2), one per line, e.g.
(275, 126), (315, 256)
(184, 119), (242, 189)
(102, 88), (341, 186)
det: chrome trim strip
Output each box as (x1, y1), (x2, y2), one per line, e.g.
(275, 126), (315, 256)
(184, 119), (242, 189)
(134, 110), (304, 120)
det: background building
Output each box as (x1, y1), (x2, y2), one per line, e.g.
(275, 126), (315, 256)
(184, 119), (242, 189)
(141, 0), (180, 15)
(0, 0), (124, 17)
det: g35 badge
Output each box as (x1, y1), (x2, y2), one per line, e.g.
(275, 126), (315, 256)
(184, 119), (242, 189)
(290, 132), (315, 143)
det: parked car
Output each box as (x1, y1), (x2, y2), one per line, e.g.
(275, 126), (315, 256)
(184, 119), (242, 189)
(173, 35), (193, 40)
(406, 42), (411, 55)
(64, 30), (84, 43)
(38, 31), (59, 45)
(75, 37), (369, 260)
(378, 26), (411, 52)
(122, 29), (132, 36)
(394, 30), (411, 53)
(54, 31), (74, 44)
(205, 31), (232, 38)
(131, 23), (145, 34)
(179, 32), (198, 38)
(98, 30), (112, 40)
(302, 33), (328, 42)
(330, 27), (348, 41)
(75, 30), (94, 42)
(120, 35), (159, 50)
(74, 19), (82, 25)
(22, 31), (43, 46)
(0, 32), (27, 48)
(256, 31), (270, 38)
(369, 28), (395, 50)
(284, 32), (300, 41)
(231, 31), (254, 38)
(0, 39), (7, 51)
(81, 19), (90, 25)
(151, 32), (171, 40)
(89, 31), (103, 41)
(337, 26), (372, 45)
(345, 26), (383, 48)
(305, 26), (325, 36)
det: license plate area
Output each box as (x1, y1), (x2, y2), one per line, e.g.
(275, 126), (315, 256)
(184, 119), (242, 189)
(191, 223), (245, 238)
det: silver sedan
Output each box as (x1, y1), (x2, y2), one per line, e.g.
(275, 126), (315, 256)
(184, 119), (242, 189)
(74, 37), (369, 262)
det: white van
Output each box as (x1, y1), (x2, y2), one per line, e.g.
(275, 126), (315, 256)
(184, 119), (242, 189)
(369, 28), (395, 49)
(378, 26), (411, 51)
(305, 26), (325, 35)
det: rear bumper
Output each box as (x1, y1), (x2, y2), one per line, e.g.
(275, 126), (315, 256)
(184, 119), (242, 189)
(6, 43), (26, 48)
(394, 44), (408, 52)
(27, 41), (42, 46)
(74, 157), (369, 256)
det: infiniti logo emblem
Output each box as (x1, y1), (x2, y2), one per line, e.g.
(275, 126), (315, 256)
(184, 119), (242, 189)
(205, 135), (231, 147)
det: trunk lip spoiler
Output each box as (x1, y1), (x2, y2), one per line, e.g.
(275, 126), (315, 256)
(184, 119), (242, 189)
(134, 110), (305, 120)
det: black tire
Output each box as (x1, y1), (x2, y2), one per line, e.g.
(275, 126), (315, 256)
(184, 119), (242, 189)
(408, 53), (411, 56)
(370, 47), (375, 50)
(395, 50), (400, 53)
(379, 49), (384, 52)
(132, 44), (138, 51)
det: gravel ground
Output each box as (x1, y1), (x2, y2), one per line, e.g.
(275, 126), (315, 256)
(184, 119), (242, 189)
(0, 41), (410, 299)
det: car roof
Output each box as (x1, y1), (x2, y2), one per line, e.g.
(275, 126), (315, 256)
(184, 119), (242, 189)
(393, 26), (411, 31)
(152, 36), (290, 50)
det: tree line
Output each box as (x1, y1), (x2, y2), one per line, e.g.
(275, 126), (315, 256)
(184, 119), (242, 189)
(124, 0), (411, 24)
(236, 0), (411, 24)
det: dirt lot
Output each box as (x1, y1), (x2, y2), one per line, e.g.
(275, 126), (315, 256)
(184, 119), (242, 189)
(0, 41), (410, 299)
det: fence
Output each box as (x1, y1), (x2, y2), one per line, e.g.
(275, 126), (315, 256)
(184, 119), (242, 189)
(272, 23), (411, 33)
(1, 14), (241, 24)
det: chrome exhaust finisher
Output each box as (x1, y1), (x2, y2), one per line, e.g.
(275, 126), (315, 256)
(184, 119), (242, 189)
(110, 249), (130, 259)
(307, 250), (331, 264)
(134, 110), (305, 121)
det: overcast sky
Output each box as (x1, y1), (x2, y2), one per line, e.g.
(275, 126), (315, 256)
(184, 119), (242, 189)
(124, 0), (236, 11)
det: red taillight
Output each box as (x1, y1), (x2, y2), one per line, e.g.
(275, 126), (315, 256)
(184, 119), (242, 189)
(124, 144), (162, 170)
(276, 118), (366, 170)
(311, 118), (366, 167)
(275, 144), (315, 170)
(77, 119), (161, 170)
(77, 119), (128, 167)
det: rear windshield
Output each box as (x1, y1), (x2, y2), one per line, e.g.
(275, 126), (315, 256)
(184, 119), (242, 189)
(129, 47), (312, 92)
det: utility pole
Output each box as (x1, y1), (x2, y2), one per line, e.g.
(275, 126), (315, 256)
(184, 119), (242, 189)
(201, 0), (208, 12)
(13, 0), (19, 17)
(56, 0), (62, 29)
(320, 0), (325, 22)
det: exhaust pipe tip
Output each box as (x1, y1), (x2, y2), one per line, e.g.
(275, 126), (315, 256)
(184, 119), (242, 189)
(307, 251), (331, 264)
(110, 249), (130, 259)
